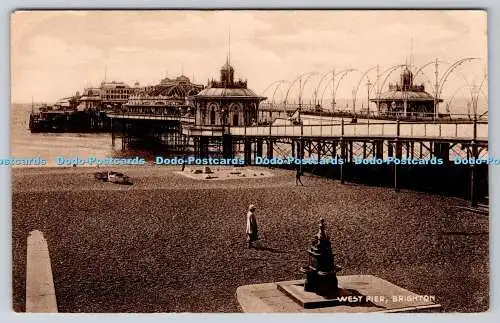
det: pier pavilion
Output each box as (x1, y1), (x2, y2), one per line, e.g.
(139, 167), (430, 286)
(371, 67), (443, 118)
(189, 59), (266, 127)
(181, 58), (266, 157)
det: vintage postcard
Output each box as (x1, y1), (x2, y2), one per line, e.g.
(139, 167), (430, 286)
(11, 10), (488, 313)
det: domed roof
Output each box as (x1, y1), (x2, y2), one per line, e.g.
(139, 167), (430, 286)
(195, 87), (264, 99)
(221, 62), (234, 71)
(375, 89), (435, 101)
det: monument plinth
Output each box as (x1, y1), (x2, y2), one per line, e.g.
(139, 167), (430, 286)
(300, 218), (340, 297)
(236, 219), (442, 313)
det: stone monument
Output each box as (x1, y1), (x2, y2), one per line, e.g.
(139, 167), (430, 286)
(236, 219), (442, 313)
(300, 218), (341, 296)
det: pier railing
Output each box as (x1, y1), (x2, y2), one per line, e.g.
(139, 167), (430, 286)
(258, 103), (488, 121)
(107, 112), (195, 123)
(227, 119), (488, 142)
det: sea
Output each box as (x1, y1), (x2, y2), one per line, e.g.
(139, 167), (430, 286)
(10, 103), (161, 167)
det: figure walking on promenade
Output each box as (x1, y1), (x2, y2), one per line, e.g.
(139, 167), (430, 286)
(296, 167), (304, 186)
(246, 204), (259, 248)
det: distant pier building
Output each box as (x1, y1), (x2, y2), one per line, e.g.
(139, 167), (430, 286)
(124, 75), (204, 115)
(78, 87), (102, 111)
(107, 75), (204, 150)
(371, 67), (443, 118)
(77, 81), (140, 112)
(100, 81), (138, 110)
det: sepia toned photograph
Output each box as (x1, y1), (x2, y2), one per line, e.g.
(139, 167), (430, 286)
(11, 10), (488, 313)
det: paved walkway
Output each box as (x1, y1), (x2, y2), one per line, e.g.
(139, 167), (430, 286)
(26, 230), (57, 313)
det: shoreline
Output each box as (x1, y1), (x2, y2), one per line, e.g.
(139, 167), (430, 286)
(10, 164), (483, 204)
(10, 164), (267, 172)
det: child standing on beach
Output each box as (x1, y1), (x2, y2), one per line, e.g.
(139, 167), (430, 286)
(246, 204), (259, 248)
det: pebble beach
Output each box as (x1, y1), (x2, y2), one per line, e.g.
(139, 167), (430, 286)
(12, 166), (489, 312)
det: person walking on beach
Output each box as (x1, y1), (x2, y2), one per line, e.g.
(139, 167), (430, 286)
(181, 155), (186, 172)
(246, 204), (259, 248)
(296, 167), (304, 186)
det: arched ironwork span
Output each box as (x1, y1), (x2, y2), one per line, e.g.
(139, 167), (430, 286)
(313, 70), (334, 106)
(284, 72), (317, 105)
(271, 80), (290, 105)
(319, 69), (356, 109)
(351, 65), (381, 112)
(261, 80), (287, 98)
(437, 57), (480, 106)
(258, 57), (486, 117)
(298, 72), (321, 106)
(470, 72), (488, 116)
(415, 58), (477, 113)
(445, 85), (470, 114)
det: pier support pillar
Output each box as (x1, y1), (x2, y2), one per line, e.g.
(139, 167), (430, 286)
(388, 141), (393, 158)
(434, 142), (450, 164)
(394, 139), (400, 192)
(267, 140), (274, 159)
(298, 140), (305, 161)
(374, 141), (383, 159)
(470, 140), (478, 207)
(244, 139), (252, 165)
(256, 138), (263, 159)
(470, 163), (477, 207)
(317, 142), (322, 163)
(348, 141), (353, 163)
(395, 141), (402, 159)
(199, 137), (209, 159)
(222, 134), (233, 159)
(195, 137), (202, 158)
(340, 140), (346, 184)
(193, 137), (199, 157)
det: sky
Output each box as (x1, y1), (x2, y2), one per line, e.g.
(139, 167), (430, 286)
(11, 10), (487, 108)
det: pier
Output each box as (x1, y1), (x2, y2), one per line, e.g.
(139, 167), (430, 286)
(106, 57), (488, 206)
(107, 109), (488, 206)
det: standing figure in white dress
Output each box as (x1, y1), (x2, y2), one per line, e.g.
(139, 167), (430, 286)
(246, 204), (259, 248)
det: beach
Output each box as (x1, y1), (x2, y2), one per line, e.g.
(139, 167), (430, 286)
(12, 166), (489, 312)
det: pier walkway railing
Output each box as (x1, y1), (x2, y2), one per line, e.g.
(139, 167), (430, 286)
(186, 119), (488, 143)
(107, 112), (195, 123)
